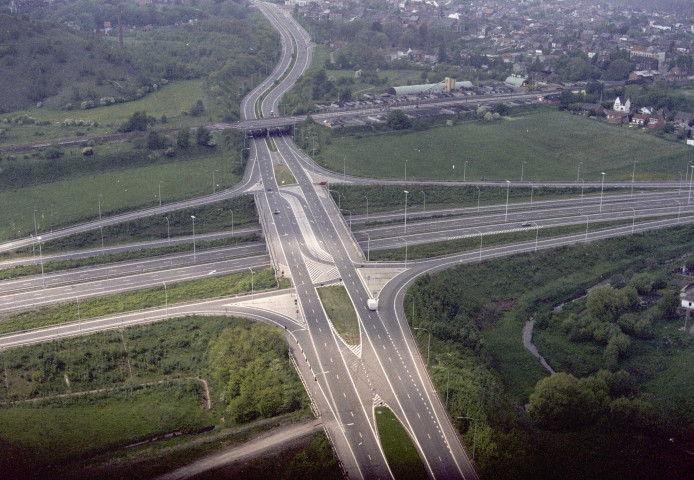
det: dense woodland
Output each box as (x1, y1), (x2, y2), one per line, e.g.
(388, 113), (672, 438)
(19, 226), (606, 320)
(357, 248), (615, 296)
(0, 0), (277, 117)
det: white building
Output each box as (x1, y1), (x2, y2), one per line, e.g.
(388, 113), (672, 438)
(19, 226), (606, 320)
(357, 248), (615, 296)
(613, 97), (631, 114)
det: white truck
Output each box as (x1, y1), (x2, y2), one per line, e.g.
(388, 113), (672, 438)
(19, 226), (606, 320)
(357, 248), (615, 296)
(367, 298), (378, 311)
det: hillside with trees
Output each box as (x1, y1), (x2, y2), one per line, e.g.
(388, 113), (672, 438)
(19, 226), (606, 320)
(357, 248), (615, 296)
(0, 14), (137, 112)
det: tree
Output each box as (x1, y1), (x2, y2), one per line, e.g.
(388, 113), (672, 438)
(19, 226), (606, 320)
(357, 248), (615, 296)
(177, 128), (190, 148)
(119, 111), (150, 132)
(528, 372), (602, 429)
(190, 99), (205, 116)
(196, 126), (213, 146)
(386, 109), (412, 130)
(146, 131), (168, 150)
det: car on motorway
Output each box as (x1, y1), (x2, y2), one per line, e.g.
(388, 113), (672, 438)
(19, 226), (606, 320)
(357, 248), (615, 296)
(522, 222), (533, 227)
(318, 181), (327, 185)
(273, 210), (280, 215)
(267, 187), (273, 191)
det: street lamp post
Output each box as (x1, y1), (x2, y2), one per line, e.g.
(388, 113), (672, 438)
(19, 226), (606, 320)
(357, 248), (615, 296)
(420, 191), (426, 214)
(631, 162), (636, 199)
(342, 209), (352, 230)
(230, 210), (234, 243)
(362, 195), (369, 222)
(99, 225), (104, 256)
(33, 208), (38, 237)
(476, 186), (481, 213)
(458, 416), (478, 461)
(98, 194), (102, 222)
(213, 170), (219, 194)
(529, 221), (540, 251)
(414, 327), (431, 365)
(404, 293), (415, 325)
(403, 190), (409, 233)
(191, 215), (196, 262)
(674, 199), (681, 223)
(577, 162), (582, 182)
(404, 159), (408, 183)
(627, 207), (635, 234)
(163, 282), (168, 319)
(165, 217), (170, 246)
(504, 180), (510, 222)
(530, 184), (534, 209)
(599, 172), (606, 212)
(463, 161), (468, 182)
(158, 181), (162, 207)
(521, 161), (526, 182)
(474, 228), (483, 262)
(76, 296), (80, 332)
(689, 165), (694, 205)
(582, 214), (589, 243)
(37, 236), (44, 288)
(365, 232), (370, 262)
(248, 267), (254, 300)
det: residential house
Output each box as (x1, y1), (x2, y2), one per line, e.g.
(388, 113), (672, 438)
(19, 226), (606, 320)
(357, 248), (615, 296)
(605, 109), (629, 124)
(581, 103), (604, 116)
(646, 111), (665, 130)
(673, 111), (694, 126)
(680, 283), (694, 310)
(630, 113), (649, 126)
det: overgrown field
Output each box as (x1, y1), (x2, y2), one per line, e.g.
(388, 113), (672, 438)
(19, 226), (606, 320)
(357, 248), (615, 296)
(0, 315), (309, 478)
(317, 110), (690, 181)
(406, 224), (694, 479)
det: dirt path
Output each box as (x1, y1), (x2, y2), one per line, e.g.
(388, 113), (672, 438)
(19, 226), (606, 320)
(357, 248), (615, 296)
(155, 419), (323, 480)
(522, 319), (555, 375)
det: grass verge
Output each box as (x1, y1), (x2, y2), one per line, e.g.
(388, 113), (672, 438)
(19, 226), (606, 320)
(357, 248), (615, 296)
(275, 163), (298, 186)
(0, 268), (278, 334)
(368, 216), (671, 261)
(375, 406), (428, 480)
(317, 285), (360, 345)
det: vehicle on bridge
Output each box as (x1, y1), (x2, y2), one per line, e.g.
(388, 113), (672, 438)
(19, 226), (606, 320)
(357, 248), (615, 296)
(367, 298), (378, 311)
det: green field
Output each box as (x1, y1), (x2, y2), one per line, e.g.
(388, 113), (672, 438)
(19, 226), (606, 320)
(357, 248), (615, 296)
(0, 143), (238, 242)
(0, 382), (214, 471)
(1, 80), (212, 146)
(317, 285), (360, 345)
(319, 110), (691, 181)
(0, 268), (278, 334)
(374, 406), (428, 480)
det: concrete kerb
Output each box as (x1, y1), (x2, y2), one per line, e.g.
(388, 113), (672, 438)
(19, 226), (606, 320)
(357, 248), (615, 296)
(319, 187), (365, 263)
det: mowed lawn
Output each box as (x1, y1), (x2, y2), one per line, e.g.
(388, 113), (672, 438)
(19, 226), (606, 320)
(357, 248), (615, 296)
(0, 148), (235, 241)
(322, 110), (692, 181)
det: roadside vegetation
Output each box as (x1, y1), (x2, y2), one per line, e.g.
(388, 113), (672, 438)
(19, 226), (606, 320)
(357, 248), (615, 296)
(404, 224), (694, 479)
(374, 406), (428, 480)
(328, 183), (608, 217)
(368, 215), (675, 261)
(317, 285), (360, 345)
(0, 268), (279, 335)
(0, 315), (310, 479)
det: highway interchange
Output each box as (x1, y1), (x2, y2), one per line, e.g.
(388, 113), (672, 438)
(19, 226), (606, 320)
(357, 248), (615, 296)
(1, 2), (694, 479)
